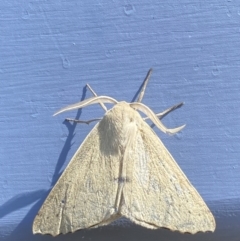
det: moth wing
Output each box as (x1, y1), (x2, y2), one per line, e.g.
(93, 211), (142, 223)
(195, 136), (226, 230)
(121, 120), (216, 233)
(33, 122), (120, 236)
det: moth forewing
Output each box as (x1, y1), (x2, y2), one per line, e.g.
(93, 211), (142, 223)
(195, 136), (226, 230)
(32, 121), (121, 236)
(119, 109), (216, 233)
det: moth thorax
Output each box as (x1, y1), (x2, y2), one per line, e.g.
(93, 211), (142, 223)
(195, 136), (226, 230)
(97, 103), (139, 155)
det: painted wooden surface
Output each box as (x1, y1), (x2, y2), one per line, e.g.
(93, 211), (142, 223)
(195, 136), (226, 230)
(0, 1), (239, 240)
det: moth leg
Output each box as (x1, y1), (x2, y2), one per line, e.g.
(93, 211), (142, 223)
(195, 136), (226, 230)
(86, 84), (108, 112)
(137, 68), (153, 103)
(143, 102), (184, 121)
(65, 118), (102, 125)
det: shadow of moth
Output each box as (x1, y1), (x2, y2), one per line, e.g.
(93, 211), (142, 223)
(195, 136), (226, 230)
(33, 69), (216, 236)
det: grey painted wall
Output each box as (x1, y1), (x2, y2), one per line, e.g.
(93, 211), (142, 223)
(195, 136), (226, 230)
(0, 1), (239, 240)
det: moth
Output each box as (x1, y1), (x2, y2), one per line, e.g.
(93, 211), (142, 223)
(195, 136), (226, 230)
(33, 69), (216, 236)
